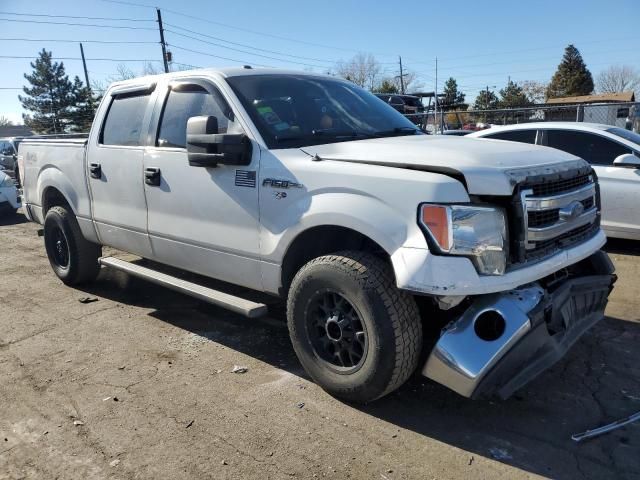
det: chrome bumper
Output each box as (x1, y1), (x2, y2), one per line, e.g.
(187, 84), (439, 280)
(423, 251), (616, 399)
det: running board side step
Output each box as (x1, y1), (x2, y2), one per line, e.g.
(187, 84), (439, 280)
(98, 256), (268, 318)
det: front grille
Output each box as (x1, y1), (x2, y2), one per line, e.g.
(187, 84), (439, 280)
(510, 167), (600, 266)
(527, 197), (595, 228)
(525, 222), (599, 262)
(530, 173), (592, 197)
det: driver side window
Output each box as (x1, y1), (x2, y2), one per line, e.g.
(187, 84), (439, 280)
(157, 84), (241, 149)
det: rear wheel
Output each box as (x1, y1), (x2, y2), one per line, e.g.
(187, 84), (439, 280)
(287, 251), (422, 403)
(44, 206), (101, 285)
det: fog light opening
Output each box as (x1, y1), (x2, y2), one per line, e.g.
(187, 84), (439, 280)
(474, 310), (506, 341)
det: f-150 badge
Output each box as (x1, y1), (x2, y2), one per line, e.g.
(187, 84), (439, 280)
(262, 178), (304, 189)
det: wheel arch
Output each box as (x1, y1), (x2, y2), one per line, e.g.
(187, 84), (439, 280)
(279, 225), (393, 296)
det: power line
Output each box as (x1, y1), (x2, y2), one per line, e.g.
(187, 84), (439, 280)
(164, 28), (329, 69)
(167, 44), (272, 68)
(98, 0), (397, 57)
(0, 10), (154, 22)
(0, 37), (158, 44)
(0, 17), (157, 30)
(164, 24), (337, 64)
(0, 55), (162, 63)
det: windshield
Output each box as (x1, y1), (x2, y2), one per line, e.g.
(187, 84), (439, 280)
(607, 127), (640, 147)
(226, 74), (422, 149)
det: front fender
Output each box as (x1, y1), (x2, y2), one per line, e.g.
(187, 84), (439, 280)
(261, 190), (427, 263)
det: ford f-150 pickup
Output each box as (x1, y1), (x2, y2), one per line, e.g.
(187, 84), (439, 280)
(19, 67), (616, 403)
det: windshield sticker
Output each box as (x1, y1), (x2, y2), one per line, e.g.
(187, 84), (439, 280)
(257, 106), (282, 125)
(274, 122), (289, 131)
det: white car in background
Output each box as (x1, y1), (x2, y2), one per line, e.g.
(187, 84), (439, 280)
(469, 122), (640, 240)
(0, 170), (20, 214)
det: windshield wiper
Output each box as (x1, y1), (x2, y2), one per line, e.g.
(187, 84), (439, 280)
(311, 129), (368, 139)
(370, 127), (421, 138)
(275, 130), (367, 143)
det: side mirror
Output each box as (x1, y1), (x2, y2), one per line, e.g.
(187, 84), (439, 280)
(186, 115), (252, 168)
(613, 153), (640, 168)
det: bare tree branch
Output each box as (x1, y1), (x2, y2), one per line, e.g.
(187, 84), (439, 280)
(596, 65), (640, 95)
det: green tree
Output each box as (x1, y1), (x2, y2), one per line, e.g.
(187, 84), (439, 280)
(373, 79), (399, 94)
(498, 80), (531, 108)
(473, 89), (498, 110)
(442, 77), (465, 108)
(546, 44), (594, 99)
(19, 49), (97, 133)
(68, 78), (99, 133)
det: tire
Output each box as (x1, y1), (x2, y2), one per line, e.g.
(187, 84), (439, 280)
(287, 251), (422, 403)
(44, 206), (101, 285)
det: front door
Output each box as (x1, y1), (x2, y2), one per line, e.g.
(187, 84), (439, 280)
(88, 87), (154, 257)
(142, 78), (262, 290)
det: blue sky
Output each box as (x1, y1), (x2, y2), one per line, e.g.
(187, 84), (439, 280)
(1, 0), (639, 123)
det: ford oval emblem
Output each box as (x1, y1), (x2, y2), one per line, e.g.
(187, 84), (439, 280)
(559, 200), (585, 221)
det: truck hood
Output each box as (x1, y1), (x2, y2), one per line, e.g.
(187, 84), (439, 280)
(303, 135), (588, 195)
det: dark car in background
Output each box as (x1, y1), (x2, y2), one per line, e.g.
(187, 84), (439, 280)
(0, 137), (23, 184)
(374, 94), (424, 117)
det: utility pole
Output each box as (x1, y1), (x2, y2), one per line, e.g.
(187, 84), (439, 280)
(156, 8), (169, 73)
(435, 57), (440, 133)
(398, 56), (405, 94)
(79, 43), (91, 92)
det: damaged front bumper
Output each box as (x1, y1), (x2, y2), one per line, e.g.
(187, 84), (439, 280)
(423, 251), (616, 399)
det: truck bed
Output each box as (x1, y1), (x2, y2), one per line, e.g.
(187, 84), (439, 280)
(19, 135), (96, 241)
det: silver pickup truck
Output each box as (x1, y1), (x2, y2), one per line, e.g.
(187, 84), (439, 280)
(19, 68), (615, 403)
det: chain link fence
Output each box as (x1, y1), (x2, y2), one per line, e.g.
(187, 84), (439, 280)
(407, 102), (640, 134)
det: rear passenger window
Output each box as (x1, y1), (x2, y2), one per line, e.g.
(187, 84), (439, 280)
(487, 130), (537, 144)
(101, 93), (150, 146)
(157, 85), (234, 149)
(546, 130), (631, 166)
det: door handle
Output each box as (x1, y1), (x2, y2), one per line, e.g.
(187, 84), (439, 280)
(89, 162), (102, 179)
(145, 167), (161, 186)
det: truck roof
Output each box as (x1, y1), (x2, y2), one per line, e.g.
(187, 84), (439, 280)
(108, 66), (335, 89)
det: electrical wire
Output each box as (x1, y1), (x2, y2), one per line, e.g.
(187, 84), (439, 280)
(0, 37), (158, 44)
(0, 17), (157, 30)
(164, 29), (329, 69)
(166, 44), (272, 68)
(0, 55), (162, 63)
(0, 11), (154, 22)
(164, 24), (336, 64)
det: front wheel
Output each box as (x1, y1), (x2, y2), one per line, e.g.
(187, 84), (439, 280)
(287, 251), (422, 403)
(44, 206), (101, 285)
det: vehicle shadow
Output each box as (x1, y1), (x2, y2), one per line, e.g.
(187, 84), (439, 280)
(0, 209), (27, 226)
(77, 268), (640, 480)
(604, 237), (640, 256)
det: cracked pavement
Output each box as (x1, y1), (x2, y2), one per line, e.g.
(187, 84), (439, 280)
(1, 213), (639, 480)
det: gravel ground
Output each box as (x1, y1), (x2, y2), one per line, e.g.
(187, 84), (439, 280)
(1, 211), (639, 480)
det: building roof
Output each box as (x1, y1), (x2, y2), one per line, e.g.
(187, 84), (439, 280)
(0, 125), (34, 138)
(546, 91), (635, 105)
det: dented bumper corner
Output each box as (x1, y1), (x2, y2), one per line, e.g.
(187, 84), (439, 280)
(423, 251), (616, 399)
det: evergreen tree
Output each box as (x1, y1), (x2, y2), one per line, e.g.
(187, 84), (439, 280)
(473, 89), (498, 110)
(498, 80), (531, 108)
(442, 77), (465, 108)
(19, 49), (97, 133)
(546, 45), (594, 99)
(68, 78), (99, 133)
(373, 79), (399, 94)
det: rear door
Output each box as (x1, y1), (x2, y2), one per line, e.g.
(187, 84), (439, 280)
(142, 77), (262, 289)
(544, 129), (640, 238)
(87, 84), (155, 256)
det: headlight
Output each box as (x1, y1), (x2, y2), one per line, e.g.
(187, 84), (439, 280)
(419, 204), (507, 275)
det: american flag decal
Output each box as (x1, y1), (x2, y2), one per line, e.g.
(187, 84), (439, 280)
(235, 170), (256, 188)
